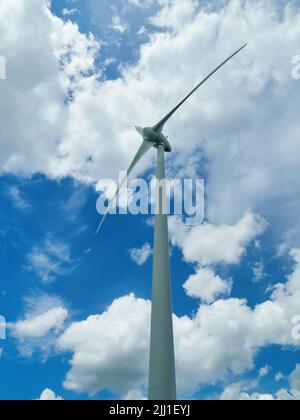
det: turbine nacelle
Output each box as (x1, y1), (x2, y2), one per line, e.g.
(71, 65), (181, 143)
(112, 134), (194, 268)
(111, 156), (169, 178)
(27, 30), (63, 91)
(135, 126), (172, 153)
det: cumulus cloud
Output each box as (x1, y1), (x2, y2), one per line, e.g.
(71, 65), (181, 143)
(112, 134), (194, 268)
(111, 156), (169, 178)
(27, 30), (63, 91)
(170, 211), (266, 266)
(3, 0), (300, 399)
(129, 243), (152, 265)
(57, 293), (257, 396)
(56, 248), (300, 397)
(1, 0), (300, 249)
(13, 307), (68, 339)
(38, 388), (64, 400)
(220, 381), (280, 401)
(58, 294), (151, 395)
(151, 0), (198, 30)
(183, 268), (232, 303)
(0, 0), (299, 201)
(11, 292), (68, 357)
(0, 0), (99, 181)
(220, 363), (300, 400)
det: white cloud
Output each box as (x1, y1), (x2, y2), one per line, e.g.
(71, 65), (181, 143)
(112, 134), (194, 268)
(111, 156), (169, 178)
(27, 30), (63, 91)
(220, 364), (300, 400)
(252, 261), (265, 282)
(1, 0), (300, 248)
(129, 243), (152, 265)
(58, 293), (259, 396)
(127, 0), (154, 7)
(220, 381), (277, 400)
(170, 211), (266, 266)
(0, 0), (99, 181)
(111, 15), (128, 33)
(27, 239), (73, 283)
(275, 372), (284, 382)
(122, 390), (147, 400)
(3, 0), (300, 399)
(7, 186), (30, 210)
(220, 381), (261, 400)
(183, 268), (231, 303)
(151, 0), (198, 30)
(63, 186), (88, 222)
(13, 307), (68, 339)
(258, 365), (270, 378)
(11, 292), (68, 357)
(62, 8), (81, 17)
(56, 248), (300, 397)
(39, 388), (64, 401)
(58, 294), (151, 395)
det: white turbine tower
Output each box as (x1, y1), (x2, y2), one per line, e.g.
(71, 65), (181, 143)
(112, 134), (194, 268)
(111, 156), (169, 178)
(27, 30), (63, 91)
(97, 44), (247, 400)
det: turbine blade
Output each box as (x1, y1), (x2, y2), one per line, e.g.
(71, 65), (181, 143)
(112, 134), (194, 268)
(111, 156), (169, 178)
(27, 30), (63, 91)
(95, 140), (153, 235)
(153, 44), (247, 132)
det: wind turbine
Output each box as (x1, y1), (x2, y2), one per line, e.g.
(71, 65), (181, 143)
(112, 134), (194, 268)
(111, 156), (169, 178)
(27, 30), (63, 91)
(96, 44), (247, 400)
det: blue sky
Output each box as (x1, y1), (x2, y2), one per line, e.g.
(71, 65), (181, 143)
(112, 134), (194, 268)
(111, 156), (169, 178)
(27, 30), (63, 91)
(1, 0), (300, 400)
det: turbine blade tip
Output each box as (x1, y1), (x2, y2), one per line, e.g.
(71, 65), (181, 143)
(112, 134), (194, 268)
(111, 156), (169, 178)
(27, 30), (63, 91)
(135, 126), (144, 136)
